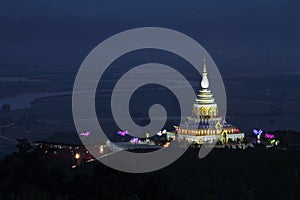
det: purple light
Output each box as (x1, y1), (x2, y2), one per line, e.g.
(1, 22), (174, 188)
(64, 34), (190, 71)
(117, 130), (128, 136)
(265, 133), (274, 139)
(80, 131), (91, 137)
(253, 129), (263, 135)
(130, 137), (139, 143)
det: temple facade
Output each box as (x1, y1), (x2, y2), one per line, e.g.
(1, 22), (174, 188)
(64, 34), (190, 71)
(171, 59), (244, 144)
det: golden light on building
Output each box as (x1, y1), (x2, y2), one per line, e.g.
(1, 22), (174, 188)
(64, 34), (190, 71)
(168, 58), (245, 144)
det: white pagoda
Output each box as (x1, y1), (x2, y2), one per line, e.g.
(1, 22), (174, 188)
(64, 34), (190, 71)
(171, 59), (244, 144)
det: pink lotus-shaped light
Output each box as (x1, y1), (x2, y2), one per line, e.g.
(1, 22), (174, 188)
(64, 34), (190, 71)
(80, 131), (91, 137)
(265, 133), (274, 139)
(117, 130), (129, 136)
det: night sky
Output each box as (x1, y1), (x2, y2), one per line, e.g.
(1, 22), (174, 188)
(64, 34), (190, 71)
(1, 0), (300, 131)
(0, 0), (299, 69)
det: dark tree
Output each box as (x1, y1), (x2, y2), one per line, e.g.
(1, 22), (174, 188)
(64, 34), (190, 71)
(15, 139), (32, 154)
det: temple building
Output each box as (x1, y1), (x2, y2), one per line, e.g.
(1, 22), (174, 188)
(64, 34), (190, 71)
(171, 59), (244, 144)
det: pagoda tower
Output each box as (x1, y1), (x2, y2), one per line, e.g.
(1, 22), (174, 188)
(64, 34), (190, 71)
(172, 58), (244, 144)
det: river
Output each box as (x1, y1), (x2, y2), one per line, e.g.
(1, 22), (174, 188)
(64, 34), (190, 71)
(0, 91), (70, 110)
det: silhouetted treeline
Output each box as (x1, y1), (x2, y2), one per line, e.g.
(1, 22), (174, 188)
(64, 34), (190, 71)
(0, 142), (300, 199)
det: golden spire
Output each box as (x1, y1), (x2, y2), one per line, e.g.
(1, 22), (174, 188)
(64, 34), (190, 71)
(201, 57), (209, 89)
(203, 57), (207, 73)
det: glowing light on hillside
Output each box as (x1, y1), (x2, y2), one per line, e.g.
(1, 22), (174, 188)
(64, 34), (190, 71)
(130, 137), (139, 143)
(99, 145), (104, 154)
(265, 133), (274, 139)
(75, 153), (80, 159)
(163, 142), (170, 147)
(270, 139), (276, 144)
(253, 129), (263, 141)
(80, 131), (91, 137)
(253, 129), (263, 135)
(117, 130), (128, 136)
(156, 130), (167, 136)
